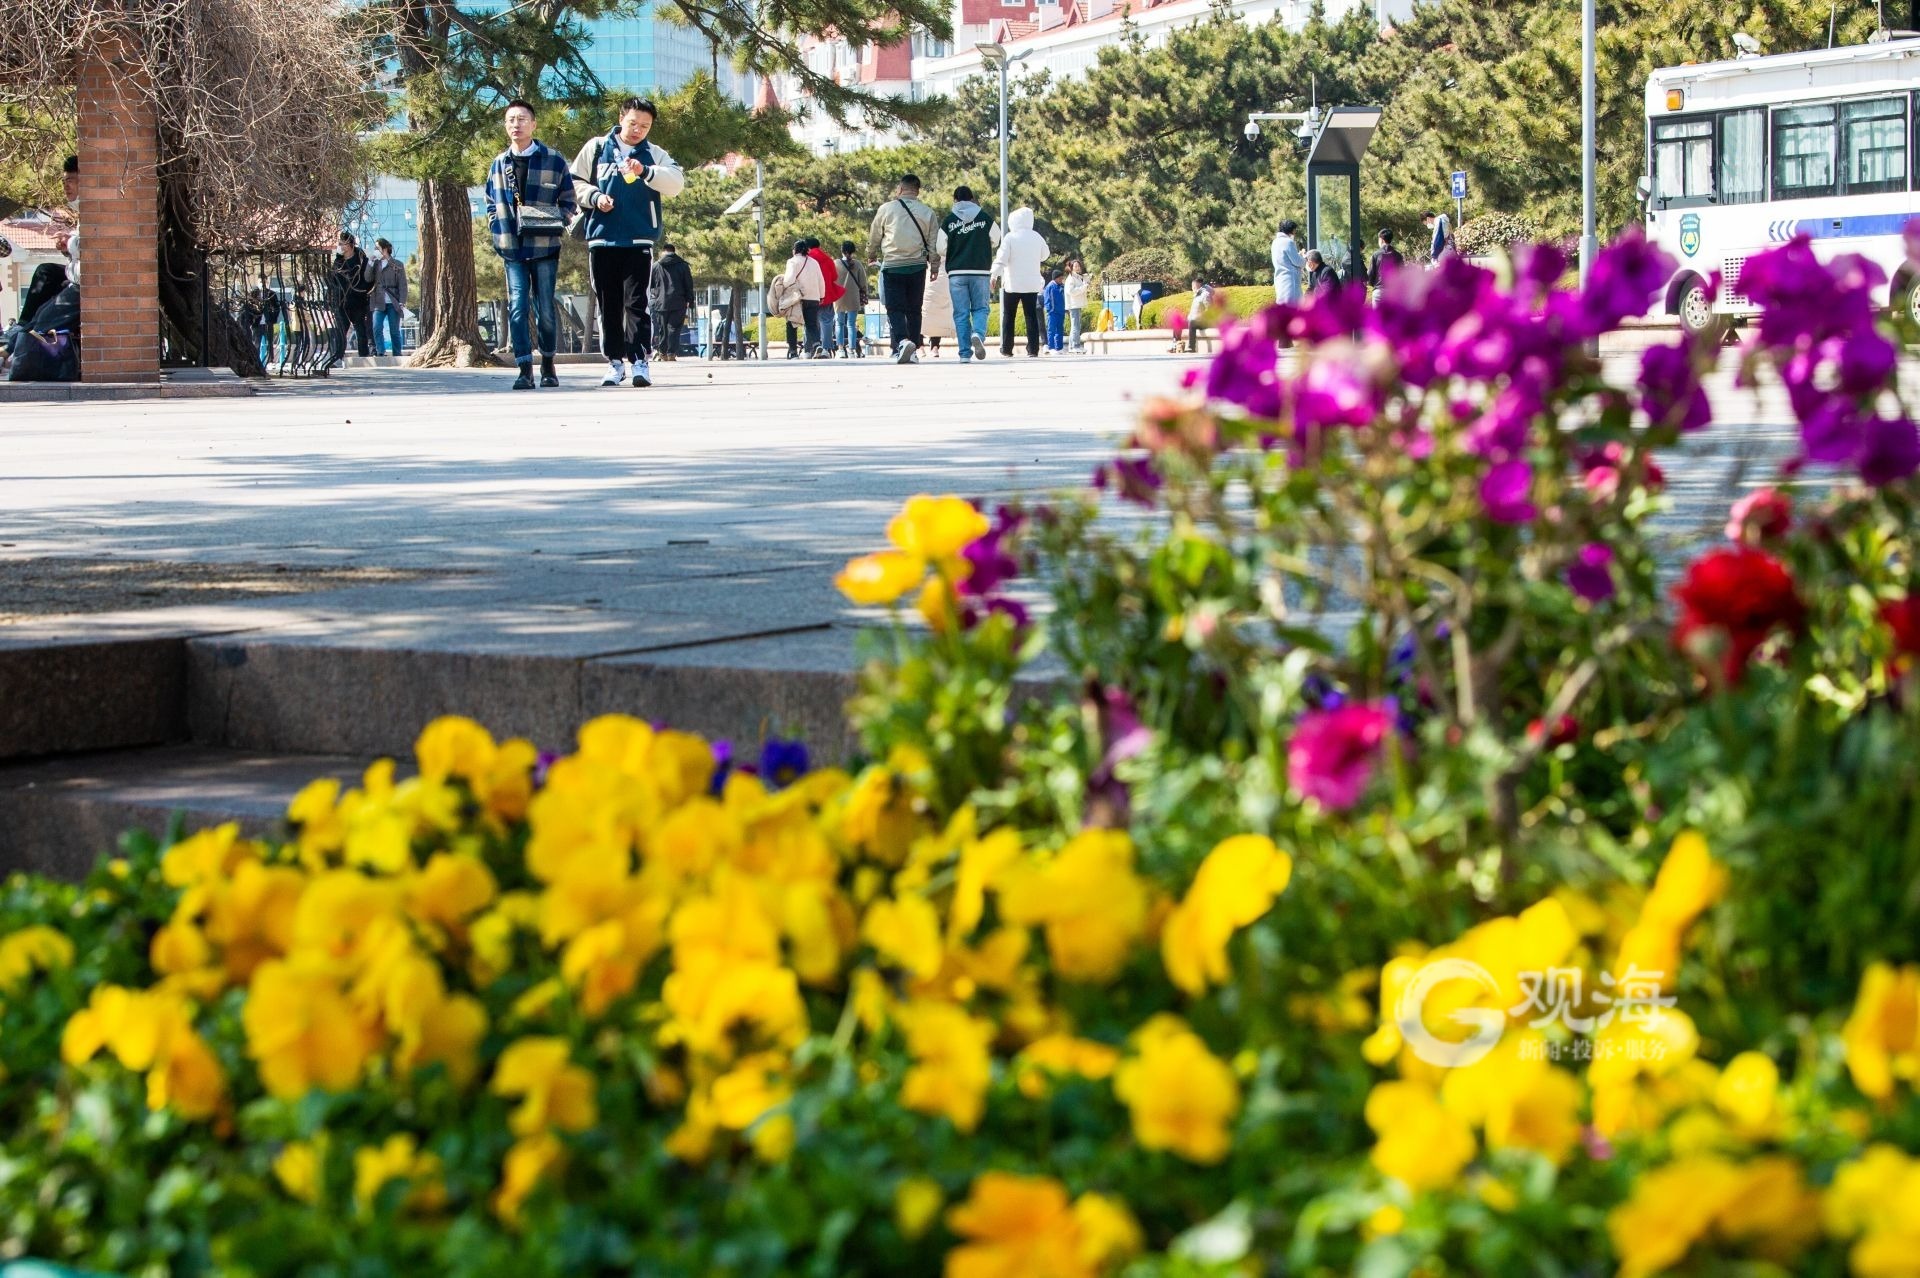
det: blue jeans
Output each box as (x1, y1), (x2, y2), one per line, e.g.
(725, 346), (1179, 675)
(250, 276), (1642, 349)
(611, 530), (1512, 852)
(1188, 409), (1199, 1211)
(1046, 310), (1066, 351)
(504, 255), (559, 363)
(374, 303), (405, 356)
(835, 311), (862, 353)
(257, 332), (274, 367)
(949, 275), (991, 359)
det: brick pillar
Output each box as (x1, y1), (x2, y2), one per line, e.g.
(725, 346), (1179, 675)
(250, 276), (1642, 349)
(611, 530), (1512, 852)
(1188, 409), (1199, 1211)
(75, 42), (160, 383)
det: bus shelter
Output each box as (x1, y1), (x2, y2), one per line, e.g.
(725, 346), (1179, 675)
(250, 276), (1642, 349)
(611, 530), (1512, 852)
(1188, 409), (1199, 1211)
(1304, 106), (1383, 284)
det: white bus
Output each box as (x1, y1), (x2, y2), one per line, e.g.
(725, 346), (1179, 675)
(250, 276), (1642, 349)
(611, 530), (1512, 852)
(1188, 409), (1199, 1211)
(1644, 37), (1920, 333)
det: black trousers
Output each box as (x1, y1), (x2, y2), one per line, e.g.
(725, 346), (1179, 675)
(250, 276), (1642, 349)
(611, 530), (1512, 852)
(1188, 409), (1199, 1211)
(1001, 291), (1040, 357)
(882, 266), (926, 353)
(590, 244), (653, 363)
(657, 305), (687, 357)
(331, 298), (371, 359)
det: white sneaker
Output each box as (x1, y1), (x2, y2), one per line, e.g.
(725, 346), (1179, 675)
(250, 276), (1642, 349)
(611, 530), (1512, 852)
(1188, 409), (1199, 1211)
(602, 360), (625, 386)
(631, 359), (652, 388)
(895, 339), (917, 365)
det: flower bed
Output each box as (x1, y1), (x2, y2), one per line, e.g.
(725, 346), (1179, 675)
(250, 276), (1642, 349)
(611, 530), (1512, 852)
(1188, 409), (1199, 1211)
(4, 231), (1920, 1277)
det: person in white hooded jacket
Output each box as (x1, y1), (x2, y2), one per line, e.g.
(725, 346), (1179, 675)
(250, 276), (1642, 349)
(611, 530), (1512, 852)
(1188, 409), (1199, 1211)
(990, 207), (1049, 359)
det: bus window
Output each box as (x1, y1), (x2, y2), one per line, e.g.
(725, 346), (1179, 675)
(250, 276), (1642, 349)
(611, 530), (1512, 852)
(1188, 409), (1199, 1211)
(1652, 117), (1714, 206)
(1773, 104), (1837, 199)
(1718, 109), (1766, 205)
(1842, 97), (1907, 194)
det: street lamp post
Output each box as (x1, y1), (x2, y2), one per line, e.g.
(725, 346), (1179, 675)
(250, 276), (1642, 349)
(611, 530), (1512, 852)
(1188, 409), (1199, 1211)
(976, 42), (1032, 229)
(1580, 0), (1598, 288)
(755, 158), (768, 362)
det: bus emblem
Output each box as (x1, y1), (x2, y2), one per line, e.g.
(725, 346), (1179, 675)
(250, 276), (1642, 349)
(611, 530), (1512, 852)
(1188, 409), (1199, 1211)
(1679, 213), (1702, 257)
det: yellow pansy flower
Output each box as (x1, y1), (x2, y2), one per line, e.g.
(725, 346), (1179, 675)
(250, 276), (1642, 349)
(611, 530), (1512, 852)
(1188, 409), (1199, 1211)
(1159, 833), (1293, 995)
(1841, 962), (1920, 1102)
(1641, 830), (1727, 932)
(274, 1139), (324, 1204)
(887, 494), (990, 565)
(895, 1175), (945, 1240)
(0, 925), (75, 995)
(1714, 1051), (1782, 1138)
(242, 960), (377, 1099)
(414, 715), (498, 784)
(493, 1131), (564, 1225)
(899, 999), (995, 1132)
(863, 893), (945, 980)
(1112, 1016), (1239, 1164)
(836, 551), (928, 606)
(353, 1132), (446, 1215)
(491, 1037), (598, 1136)
(406, 852), (498, 938)
(943, 1173), (1084, 1278)
(996, 830), (1149, 984)
(1364, 1080), (1476, 1193)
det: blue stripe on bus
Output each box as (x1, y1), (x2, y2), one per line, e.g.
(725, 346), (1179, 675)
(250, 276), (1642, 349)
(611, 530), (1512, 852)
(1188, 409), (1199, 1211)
(1767, 214), (1914, 242)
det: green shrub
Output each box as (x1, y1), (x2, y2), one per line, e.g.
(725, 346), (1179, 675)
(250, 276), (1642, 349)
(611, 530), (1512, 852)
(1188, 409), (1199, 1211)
(1140, 285), (1272, 330)
(1455, 211), (1545, 258)
(1099, 247), (1186, 292)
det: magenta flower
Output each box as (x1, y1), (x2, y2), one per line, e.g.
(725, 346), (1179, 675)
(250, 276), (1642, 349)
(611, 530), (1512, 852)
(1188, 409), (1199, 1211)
(1287, 701), (1395, 810)
(1092, 455), (1162, 506)
(1858, 416), (1920, 487)
(1567, 225), (1674, 337)
(1479, 458), (1537, 524)
(1639, 340), (1711, 433)
(1204, 321), (1283, 421)
(1567, 542), (1616, 603)
(1293, 351), (1379, 439)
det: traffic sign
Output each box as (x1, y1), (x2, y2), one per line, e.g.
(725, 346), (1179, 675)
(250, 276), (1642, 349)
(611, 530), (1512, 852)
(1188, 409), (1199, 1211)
(1450, 170), (1468, 201)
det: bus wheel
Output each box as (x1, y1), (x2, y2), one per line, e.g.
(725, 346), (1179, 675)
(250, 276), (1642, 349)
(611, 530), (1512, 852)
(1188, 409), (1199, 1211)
(1677, 278), (1722, 338)
(1899, 275), (1920, 326)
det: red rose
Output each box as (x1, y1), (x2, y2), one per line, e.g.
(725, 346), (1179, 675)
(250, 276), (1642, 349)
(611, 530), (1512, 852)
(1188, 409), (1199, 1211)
(1882, 595), (1920, 662)
(1672, 547), (1804, 683)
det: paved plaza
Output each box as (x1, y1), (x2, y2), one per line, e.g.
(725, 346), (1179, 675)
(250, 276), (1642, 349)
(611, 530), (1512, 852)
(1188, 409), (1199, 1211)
(0, 342), (1820, 872)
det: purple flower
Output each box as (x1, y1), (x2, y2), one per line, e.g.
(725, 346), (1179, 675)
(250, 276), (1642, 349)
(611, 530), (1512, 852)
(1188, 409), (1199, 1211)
(1301, 672), (1350, 711)
(708, 740), (735, 795)
(1287, 701), (1395, 810)
(961, 595), (1032, 631)
(958, 505), (1025, 597)
(1567, 542), (1617, 603)
(1293, 351), (1379, 439)
(758, 738), (810, 788)
(1085, 683), (1151, 827)
(1092, 455), (1162, 507)
(1204, 321), (1283, 420)
(532, 749), (561, 790)
(1742, 238), (1881, 349)
(1858, 417), (1920, 487)
(1512, 242), (1569, 295)
(1479, 458), (1537, 524)
(1639, 340), (1711, 433)
(1464, 386), (1540, 460)
(1836, 330), (1898, 395)
(1569, 226), (1674, 337)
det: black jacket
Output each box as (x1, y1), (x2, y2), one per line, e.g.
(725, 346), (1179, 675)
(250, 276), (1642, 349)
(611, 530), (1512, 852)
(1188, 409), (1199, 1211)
(330, 249), (374, 307)
(1366, 246), (1404, 288)
(649, 252), (695, 312)
(1306, 263), (1340, 295)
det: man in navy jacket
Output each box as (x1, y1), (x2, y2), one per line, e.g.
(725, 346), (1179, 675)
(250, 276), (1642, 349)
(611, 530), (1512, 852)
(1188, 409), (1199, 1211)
(569, 97), (685, 388)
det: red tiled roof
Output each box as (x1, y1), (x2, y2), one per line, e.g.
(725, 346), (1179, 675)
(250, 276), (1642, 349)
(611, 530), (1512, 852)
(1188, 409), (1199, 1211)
(1, 218), (71, 253)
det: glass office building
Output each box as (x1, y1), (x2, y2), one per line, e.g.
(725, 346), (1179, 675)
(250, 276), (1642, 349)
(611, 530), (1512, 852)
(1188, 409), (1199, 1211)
(355, 1), (744, 263)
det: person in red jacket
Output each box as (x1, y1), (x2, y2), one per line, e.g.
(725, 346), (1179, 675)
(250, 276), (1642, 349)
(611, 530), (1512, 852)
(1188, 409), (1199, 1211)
(805, 238), (844, 354)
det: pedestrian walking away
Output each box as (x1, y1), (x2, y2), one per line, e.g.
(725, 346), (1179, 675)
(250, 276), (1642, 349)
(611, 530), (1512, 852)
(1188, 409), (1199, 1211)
(371, 238), (408, 357)
(833, 240), (868, 358)
(1366, 228), (1405, 300)
(1270, 218), (1306, 305)
(1176, 276), (1214, 353)
(867, 173), (939, 363)
(569, 95), (685, 388)
(766, 258), (806, 358)
(1423, 211), (1456, 263)
(1063, 258), (1091, 352)
(991, 206), (1049, 359)
(777, 239), (828, 357)
(649, 242), (695, 361)
(921, 259), (956, 357)
(1042, 268), (1067, 353)
(486, 99), (579, 389)
(328, 230), (374, 365)
(803, 238), (844, 354)
(939, 185), (1000, 362)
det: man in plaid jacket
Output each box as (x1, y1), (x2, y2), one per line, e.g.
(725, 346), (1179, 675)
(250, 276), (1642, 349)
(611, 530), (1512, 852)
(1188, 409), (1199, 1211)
(485, 99), (577, 389)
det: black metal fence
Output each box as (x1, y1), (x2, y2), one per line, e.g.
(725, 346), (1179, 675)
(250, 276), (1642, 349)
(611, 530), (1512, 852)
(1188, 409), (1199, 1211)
(163, 250), (340, 377)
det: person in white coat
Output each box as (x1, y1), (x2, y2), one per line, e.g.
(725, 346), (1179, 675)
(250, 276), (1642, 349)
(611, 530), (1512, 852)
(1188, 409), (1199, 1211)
(776, 240), (826, 357)
(990, 207), (1049, 359)
(1062, 258), (1091, 351)
(1271, 218), (1306, 305)
(920, 267), (956, 356)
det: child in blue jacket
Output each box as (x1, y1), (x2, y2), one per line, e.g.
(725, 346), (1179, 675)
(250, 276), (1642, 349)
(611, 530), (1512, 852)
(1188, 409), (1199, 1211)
(1042, 269), (1067, 353)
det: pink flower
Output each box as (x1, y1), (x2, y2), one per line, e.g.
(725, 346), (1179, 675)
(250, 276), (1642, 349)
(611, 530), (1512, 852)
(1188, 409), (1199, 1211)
(1287, 701), (1394, 810)
(1567, 542), (1616, 603)
(1479, 458), (1537, 524)
(1725, 487), (1792, 543)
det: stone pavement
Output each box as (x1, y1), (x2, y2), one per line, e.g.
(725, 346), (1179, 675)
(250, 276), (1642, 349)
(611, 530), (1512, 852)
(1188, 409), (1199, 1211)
(0, 344), (1806, 873)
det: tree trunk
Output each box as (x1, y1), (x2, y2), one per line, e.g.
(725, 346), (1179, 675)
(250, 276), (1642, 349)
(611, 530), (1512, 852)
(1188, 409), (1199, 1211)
(408, 175), (500, 367)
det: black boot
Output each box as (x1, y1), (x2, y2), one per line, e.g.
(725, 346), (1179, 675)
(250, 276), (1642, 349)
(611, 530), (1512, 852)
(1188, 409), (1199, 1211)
(512, 362), (535, 390)
(539, 357), (559, 388)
